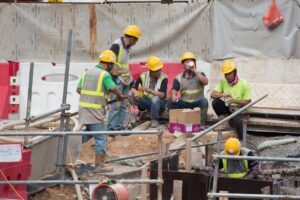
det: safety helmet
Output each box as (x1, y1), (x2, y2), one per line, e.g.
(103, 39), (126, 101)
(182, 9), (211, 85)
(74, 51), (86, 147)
(123, 25), (141, 39)
(181, 52), (196, 63)
(224, 138), (241, 156)
(221, 59), (237, 74)
(147, 56), (163, 71)
(98, 50), (117, 64)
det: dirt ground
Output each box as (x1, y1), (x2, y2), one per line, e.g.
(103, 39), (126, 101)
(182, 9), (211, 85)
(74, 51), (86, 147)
(30, 125), (174, 200)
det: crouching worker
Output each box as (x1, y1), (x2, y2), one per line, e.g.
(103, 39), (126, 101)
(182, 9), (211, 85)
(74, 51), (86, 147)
(130, 56), (168, 128)
(211, 60), (251, 139)
(213, 138), (259, 179)
(77, 50), (125, 173)
(167, 52), (208, 126)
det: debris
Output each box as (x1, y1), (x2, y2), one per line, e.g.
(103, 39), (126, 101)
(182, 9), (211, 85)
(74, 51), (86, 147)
(257, 138), (297, 151)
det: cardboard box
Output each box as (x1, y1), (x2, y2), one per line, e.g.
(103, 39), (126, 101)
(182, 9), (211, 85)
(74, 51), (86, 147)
(169, 108), (202, 133)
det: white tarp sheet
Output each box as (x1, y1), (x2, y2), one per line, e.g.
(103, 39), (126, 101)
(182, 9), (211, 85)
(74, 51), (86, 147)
(0, 3), (211, 62)
(211, 0), (300, 59)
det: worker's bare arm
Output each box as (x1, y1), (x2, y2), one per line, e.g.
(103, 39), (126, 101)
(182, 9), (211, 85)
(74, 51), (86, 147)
(76, 88), (81, 94)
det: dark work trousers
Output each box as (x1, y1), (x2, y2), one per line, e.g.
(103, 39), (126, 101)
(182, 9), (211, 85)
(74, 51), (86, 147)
(212, 98), (243, 139)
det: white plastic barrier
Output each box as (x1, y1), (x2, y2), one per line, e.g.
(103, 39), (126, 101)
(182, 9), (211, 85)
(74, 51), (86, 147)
(197, 60), (211, 99)
(20, 63), (97, 119)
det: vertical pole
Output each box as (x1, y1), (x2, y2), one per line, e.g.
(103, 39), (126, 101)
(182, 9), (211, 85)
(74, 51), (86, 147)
(243, 119), (247, 148)
(24, 62), (34, 145)
(61, 113), (71, 185)
(157, 131), (163, 200)
(211, 130), (222, 200)
(185, 139), (192, 172)
(56, 29), (73, 172)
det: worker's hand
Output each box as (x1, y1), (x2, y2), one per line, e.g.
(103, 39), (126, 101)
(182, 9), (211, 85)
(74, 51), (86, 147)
(110, 68), (122, 76)
(171, 95), (178, 103)
(227, 98), (236, 105)
(222, 93), (232, 98)
(138, 86), (150, 93)
(117, 94), (126, 102)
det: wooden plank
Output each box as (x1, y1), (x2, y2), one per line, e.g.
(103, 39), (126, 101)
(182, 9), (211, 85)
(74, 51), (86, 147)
(173, 180), (183, 200)
(185, 139), (192, 172)
(248, 117), (300, 128)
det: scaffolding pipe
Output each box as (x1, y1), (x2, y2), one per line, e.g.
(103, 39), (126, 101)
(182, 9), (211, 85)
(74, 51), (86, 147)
(24, 62), (34, 145)
(157, 132), (163, 200)
(0, 179), (161, 185)
(0, 130), (161, 136)
(29, 105), (70, 123)
(174, 94), (268, 151)
(215, 155), (300, 162)
(207, 193), (300, 199)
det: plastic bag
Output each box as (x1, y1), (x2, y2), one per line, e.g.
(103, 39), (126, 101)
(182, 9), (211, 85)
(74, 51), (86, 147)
(263, 0), (284, 29)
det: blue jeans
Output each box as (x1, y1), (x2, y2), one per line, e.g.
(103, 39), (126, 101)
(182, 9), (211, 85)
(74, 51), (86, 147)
(107, 80), (130, 130)
(167, 96), (208, 125)
(82, 123), (107, 155)
(135, 96), (166, 119)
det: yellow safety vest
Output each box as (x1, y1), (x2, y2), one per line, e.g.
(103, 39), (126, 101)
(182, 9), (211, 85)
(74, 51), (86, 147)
(140, 72), (167, 98)
(79, 69), (109, 109)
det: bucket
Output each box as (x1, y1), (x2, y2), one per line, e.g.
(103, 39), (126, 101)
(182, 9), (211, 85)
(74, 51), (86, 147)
(91, 183), (129, 200)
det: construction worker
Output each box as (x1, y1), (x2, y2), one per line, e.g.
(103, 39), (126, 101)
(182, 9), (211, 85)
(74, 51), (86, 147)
(107, 25), (141, 131)
(214, 138), (259, 179)
(77, 50), (125, 173)
(211, 60), (251, 139)
(131, 56), (168, 127)
(167, 52), (208, 126)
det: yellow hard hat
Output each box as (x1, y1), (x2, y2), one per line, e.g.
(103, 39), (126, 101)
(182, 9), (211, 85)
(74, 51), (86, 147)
(124, 25), (141, 39)
(147, 56), (163, 71)
(224, 138), (241, 156)
(98, 50), (117, 64)
(181, 52), (196, 63)
(221, 59), (237, 74)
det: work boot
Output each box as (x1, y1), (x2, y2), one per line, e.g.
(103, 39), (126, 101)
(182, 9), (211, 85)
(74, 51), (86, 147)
(151, 119), (159, 128)
(94, 154), (113, 173)
(214, 115), (230, 131)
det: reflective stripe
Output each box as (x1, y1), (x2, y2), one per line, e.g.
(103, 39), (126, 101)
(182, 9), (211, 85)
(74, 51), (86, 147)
(79, 102), (103, 109)
(116, 45), (130, 77)
(140, 72), (165, 98)
(80, 71), (106, 97)
(182, 89), (202, 95)
(222, 158), (249, 178)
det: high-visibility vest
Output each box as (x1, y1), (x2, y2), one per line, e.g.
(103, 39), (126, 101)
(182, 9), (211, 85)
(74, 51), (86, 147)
(113, 38), (133, 85)
(79, 68), (109, 110)
(221, 148), (251, 178)
(175, 72), (204, 103)
(140, 71), (167, 98)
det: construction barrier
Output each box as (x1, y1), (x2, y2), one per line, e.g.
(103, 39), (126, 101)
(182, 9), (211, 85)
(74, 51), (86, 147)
(0, 61), (20, 120)
(0, 143), (32, 200)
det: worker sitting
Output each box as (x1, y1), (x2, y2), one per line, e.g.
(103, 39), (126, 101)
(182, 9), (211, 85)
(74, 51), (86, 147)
(167, 52), (208, 126)
(211, 60), (251, 139)
(130, 56), (168, 128)
(77, 50), (125, 173)
(214, 138), (259, 179)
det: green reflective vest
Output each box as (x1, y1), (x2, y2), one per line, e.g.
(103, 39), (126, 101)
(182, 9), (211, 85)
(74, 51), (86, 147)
(221, 148), (250, 178)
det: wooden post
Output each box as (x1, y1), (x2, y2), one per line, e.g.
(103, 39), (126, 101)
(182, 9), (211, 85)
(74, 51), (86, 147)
(219, 191), (228, 200)
(141, 167), (148, 200)
(185, 139), (192, 172)
(261, 186), (270, 200)
(173, 180), (183, 200)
